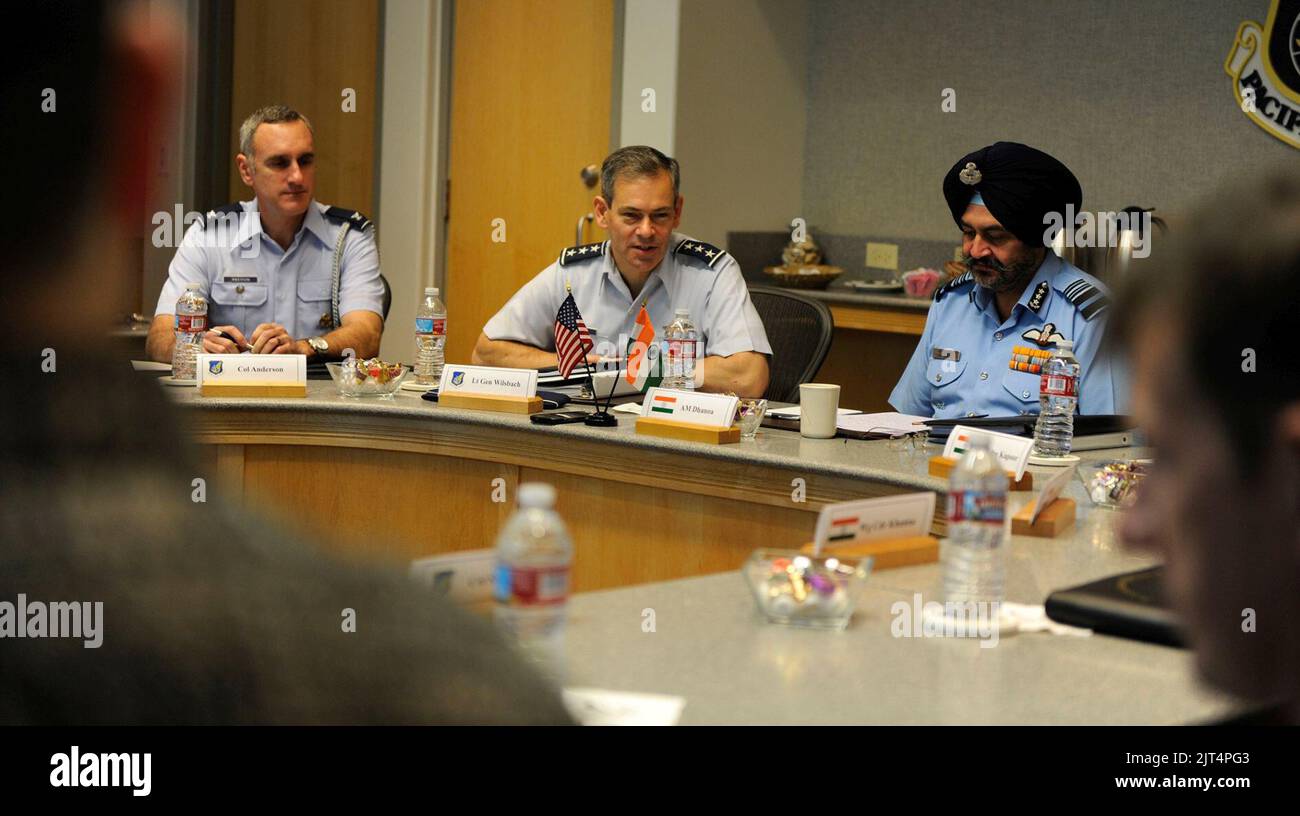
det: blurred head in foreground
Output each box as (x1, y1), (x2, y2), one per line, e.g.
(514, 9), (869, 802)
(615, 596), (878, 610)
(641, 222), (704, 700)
(1116, 167), (1300, 718)
(0, 1), (570, 725)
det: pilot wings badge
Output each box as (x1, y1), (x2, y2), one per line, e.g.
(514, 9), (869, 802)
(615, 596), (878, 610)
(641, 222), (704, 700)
(1022, 323), (1068, 348)
(1226, 0), (1300, 149)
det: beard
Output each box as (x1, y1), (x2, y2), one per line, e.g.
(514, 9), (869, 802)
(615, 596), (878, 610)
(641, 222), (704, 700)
(964, 252), (1040, 293)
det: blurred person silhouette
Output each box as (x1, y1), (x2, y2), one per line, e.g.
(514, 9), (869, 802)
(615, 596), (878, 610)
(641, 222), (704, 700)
(0, 0), (571, 725)
(1116, 167), (1300, 724)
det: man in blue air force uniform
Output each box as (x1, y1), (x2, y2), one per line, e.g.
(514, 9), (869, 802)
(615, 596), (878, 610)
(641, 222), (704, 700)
(146, 105), (384, 363)
(889, 141), (1127, 420)
(474, 146), (772, 398)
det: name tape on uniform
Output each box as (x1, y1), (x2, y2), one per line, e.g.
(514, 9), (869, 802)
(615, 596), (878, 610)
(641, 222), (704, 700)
(640, 387), (738, 429)
(943, 425), (1035, 480)
(437, 364), (538, 398)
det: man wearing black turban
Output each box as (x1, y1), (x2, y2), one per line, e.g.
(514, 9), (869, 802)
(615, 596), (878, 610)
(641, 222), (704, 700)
(889, 142), (1127, 421)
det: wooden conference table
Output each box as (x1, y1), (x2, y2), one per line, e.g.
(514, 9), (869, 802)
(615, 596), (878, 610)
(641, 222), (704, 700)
(168, 380), (1239, 724)
(176, 381), (945, 592)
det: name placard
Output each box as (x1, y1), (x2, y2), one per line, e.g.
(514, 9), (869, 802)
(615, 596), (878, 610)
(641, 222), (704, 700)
(813, 493), (936, 552)
(437, 364), (538, 398)
(943, 425), (1035, 481)
(639, 387), (738, 429)
(197, 354), (306, 387)
(1030, 466), (1073, 525)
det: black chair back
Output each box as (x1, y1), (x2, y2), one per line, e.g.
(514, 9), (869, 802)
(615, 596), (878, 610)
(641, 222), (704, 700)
(380, 273), (392, 321)
(747, 285), (834, 403)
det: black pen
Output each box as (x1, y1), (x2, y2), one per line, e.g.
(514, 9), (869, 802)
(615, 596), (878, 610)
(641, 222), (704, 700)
(209, 328), (252, 352)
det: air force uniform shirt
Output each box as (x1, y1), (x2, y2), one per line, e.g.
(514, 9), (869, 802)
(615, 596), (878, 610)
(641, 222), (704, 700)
(888, 251), (1126, 419)
(154, 199), (384, 340)
(482, 233), (772, 360)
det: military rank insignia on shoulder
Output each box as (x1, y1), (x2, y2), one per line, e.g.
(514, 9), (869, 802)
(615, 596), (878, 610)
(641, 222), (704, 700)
(934, 271), (974, 302)
(558, 240), (607, 267)
(1062, 278), (1111, 321)
(673, 238), (728, 267)
(201, 203), (243, 230)
(323, 206), (373, 232)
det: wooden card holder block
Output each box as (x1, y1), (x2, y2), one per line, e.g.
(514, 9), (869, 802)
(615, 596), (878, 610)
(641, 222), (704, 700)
(928, 455), (1033, 491)
(800, 535), (940, 570)
(200, 383), (307, 398)
(438, 392), (543, 414)
(1011, 497), (1076, 538)
(635, 416), (741, 444)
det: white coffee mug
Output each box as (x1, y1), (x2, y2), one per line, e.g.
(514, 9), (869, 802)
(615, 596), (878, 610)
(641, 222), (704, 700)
(799, 383), (840, 439)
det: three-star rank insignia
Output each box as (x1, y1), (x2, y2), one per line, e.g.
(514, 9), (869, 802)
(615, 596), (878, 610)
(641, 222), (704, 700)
(558, 241), (607, 267)
(673, 238), (728, 267)
(1027, 281), (1049, 312)
(1022, 322), (1067, 348)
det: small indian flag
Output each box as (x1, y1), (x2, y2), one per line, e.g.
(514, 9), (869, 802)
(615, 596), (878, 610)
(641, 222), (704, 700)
(952, 433), (971, 455)
(828, 515), (859, 542)
(650, 393), (677, 415)
(625, 304), (662, 393)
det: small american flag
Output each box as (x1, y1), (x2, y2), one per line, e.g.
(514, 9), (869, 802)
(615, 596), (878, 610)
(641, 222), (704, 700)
(554, 292), (594, 379)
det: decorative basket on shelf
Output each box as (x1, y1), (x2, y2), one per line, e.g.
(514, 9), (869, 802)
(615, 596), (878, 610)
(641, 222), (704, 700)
(762, 264), (844, 289)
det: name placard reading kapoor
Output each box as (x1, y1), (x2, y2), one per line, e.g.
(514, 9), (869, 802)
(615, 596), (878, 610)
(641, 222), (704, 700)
(197, 354), (307, 397)
(436, 364), (541, 414)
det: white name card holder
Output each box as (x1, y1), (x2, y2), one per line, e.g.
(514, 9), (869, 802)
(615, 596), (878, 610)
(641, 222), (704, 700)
(1011, 466), (1076, 537)
(197, 354), (307, 398)
(436, 364), (542, 414)
(800, 493), (940, 570)
(634, 388), (740, 445)
(928, 425), (1035, 491)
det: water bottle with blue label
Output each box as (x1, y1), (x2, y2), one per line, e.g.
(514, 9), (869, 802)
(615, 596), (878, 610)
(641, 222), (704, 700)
(415, 287), (445, 386)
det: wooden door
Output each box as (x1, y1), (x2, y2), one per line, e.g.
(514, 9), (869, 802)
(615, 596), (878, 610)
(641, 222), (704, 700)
(229, 0), (380, 217)
(445, 0), (614, 365)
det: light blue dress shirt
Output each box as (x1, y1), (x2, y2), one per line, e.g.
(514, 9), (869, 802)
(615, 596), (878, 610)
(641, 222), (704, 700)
(889, 251), (1127, 419)
(483, 233), (772, 361)
(154, 199), (384, 340)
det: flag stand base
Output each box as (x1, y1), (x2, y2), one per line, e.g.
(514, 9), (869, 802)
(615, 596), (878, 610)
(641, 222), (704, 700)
(928, 455), (1033, 491)
(584, 412), (619, 427)
(635, 416), (740, 444)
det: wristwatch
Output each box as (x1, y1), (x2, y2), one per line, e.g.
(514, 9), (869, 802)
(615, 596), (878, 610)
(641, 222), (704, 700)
(306, 336), (329, 358)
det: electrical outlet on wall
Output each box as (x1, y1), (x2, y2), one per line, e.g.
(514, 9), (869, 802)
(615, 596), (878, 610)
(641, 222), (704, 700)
(865, 242), (898, 271)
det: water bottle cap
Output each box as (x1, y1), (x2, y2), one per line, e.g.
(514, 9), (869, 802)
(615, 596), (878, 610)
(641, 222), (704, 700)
(185, 283), (202, 290)
(517, 482), (556, 509)
(425, 287), (439, 297)
(674, 308), (690, 317)
(1055, 340), (1073, 349)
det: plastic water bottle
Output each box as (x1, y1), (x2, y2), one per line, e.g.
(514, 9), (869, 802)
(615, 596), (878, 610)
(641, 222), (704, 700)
(415, 286), (446, 386)
(944, 434), (1006, 606)
(494, 483), (573, 678)
(1032, 340), (1080, 456)
(170, 283), (207, 382)
(662, 308), (698, 390)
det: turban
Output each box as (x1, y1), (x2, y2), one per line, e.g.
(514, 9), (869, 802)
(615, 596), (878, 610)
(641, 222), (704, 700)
(943, 142), (1082, 248)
